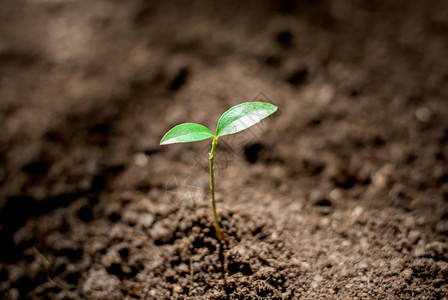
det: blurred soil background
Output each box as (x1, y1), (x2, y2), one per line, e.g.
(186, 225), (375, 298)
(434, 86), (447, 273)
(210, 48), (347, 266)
(0, 0), (447, 299)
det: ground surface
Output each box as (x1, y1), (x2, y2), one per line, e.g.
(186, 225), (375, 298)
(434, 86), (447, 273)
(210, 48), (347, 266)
(1, 0), (448, 299)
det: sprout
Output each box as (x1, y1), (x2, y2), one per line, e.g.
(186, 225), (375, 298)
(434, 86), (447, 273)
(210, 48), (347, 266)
(160, 102), (278, 240)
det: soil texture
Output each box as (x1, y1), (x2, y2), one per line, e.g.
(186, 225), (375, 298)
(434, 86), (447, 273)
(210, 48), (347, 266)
(1, 0), (448, 299)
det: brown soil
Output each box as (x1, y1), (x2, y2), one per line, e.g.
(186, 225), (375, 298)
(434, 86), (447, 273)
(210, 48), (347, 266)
(1, 0), (448, 299)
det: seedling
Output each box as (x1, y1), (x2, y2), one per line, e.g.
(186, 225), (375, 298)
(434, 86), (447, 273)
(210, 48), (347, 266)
(160, 102), (278, 240)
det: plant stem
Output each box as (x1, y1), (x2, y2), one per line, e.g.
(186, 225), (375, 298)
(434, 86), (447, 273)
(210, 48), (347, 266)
(209, 136), (223, 240)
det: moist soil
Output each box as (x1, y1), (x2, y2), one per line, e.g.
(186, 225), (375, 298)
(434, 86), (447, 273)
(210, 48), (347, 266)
(1, 0), (448, 299)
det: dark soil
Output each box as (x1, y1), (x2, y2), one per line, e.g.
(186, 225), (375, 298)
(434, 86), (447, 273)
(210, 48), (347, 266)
(1, 0), (448, 299)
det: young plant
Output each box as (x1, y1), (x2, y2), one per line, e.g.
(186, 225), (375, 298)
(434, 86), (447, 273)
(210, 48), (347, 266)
(160, 102), (278, 240)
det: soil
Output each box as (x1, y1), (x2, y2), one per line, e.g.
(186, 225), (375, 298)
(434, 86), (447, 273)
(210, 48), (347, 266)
(1, 0), (448, 299)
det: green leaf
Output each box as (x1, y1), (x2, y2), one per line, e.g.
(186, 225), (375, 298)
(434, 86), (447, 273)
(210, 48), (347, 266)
(160, 123), (214, 145)
(216, 102), (278, 137)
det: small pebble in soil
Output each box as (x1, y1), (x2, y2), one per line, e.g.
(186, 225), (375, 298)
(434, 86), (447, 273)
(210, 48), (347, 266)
(149, 223), (172, 244)
(407, 230), (421, 244)
(435, 220), (448, 235)
(139, 213), (155, 228)
(372, 164), (394, 189)
(329, 188), (342, 201)
(355, 275), (369, 282)
(134, 153), (149, 167)
(414, 244), (426, 258)
(172, 284), (183, 294)
(352, 206), (364, 221)
(83, 269), (122, 300)
(415, 106), (431, 123)
(358, 261), (368, 270)
(400, 268), (414, 281)
(313, 274), (323, 282)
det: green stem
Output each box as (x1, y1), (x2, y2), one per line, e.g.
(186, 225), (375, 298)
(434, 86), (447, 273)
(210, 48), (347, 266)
(209, 137), (222, 240)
